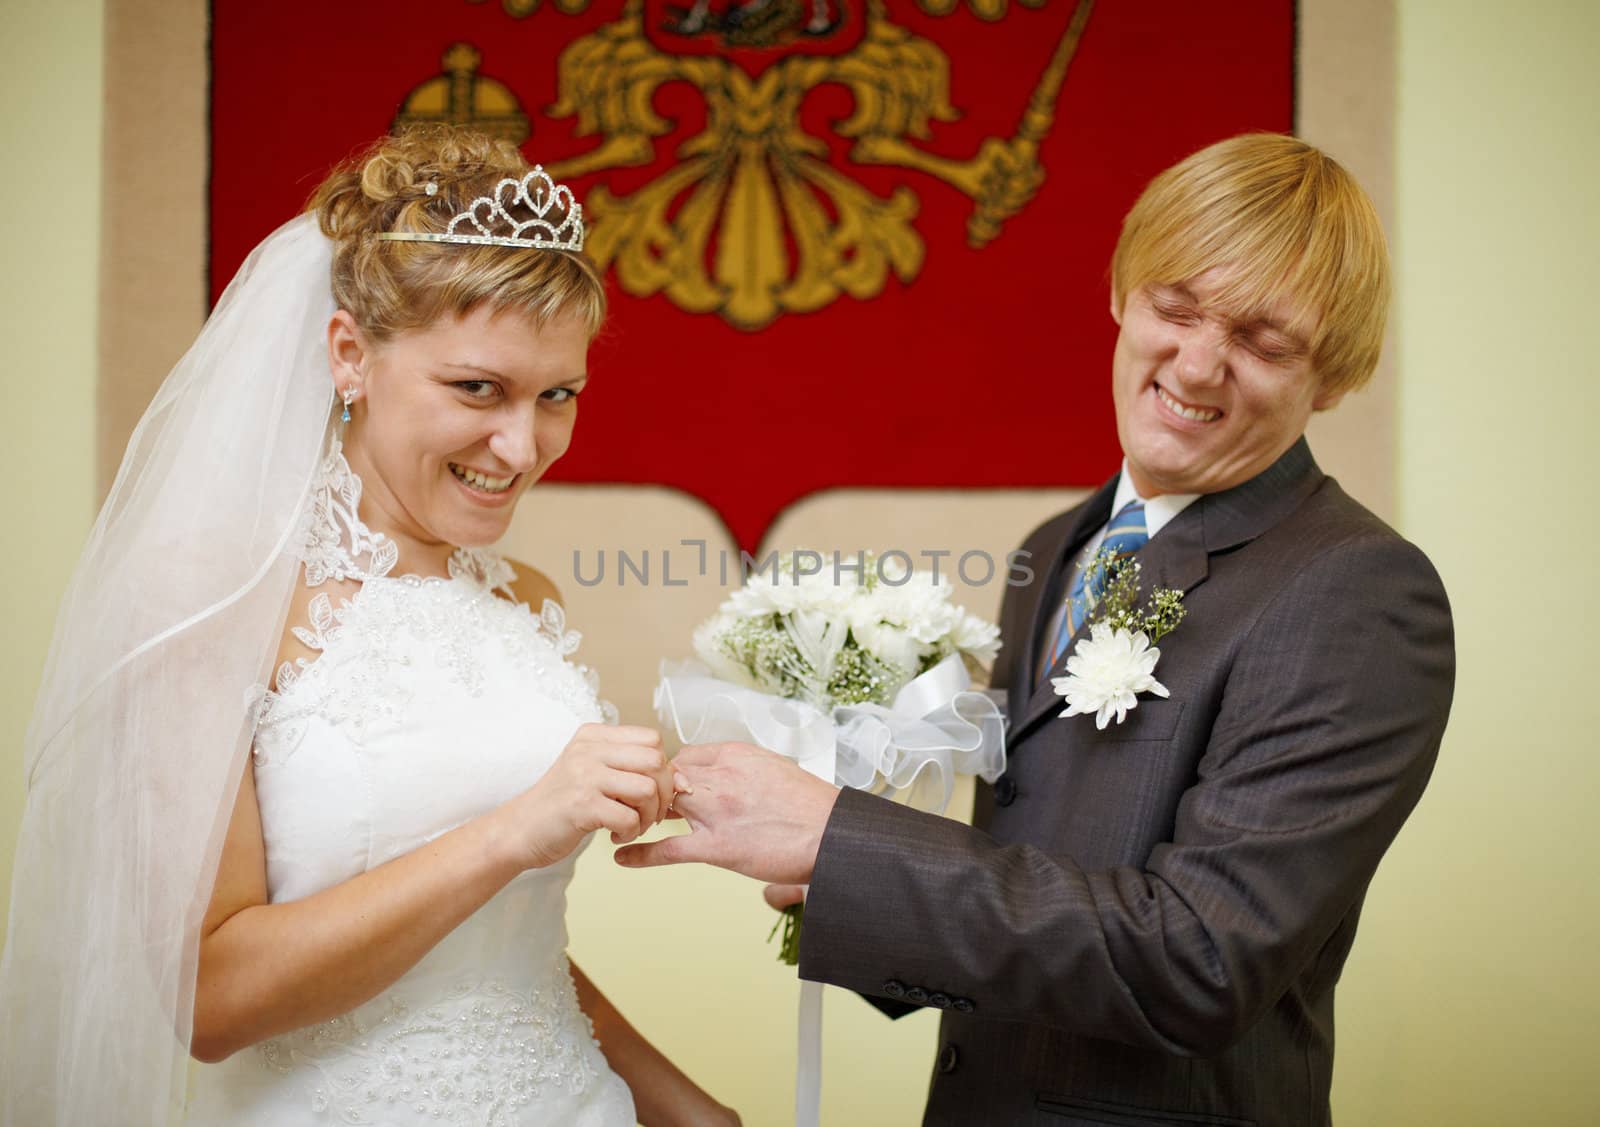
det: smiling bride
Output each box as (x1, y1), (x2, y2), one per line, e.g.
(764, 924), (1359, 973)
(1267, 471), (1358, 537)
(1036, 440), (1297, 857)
(0, 125), (739, 1127)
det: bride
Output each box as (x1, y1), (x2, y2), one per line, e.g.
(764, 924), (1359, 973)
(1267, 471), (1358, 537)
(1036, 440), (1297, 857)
(0, 125), (738, 1126)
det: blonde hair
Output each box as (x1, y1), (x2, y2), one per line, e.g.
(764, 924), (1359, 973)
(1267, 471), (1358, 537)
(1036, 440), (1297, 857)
(1110, 133), (1390, 396)
(307, 124), (605, 342)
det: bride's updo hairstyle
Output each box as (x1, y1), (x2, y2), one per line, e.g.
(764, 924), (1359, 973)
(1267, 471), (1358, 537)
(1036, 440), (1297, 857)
(308, 123), (605, 342)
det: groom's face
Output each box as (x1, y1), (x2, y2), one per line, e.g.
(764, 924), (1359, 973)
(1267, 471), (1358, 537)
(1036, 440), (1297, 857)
(1111, 267), (1343, 498)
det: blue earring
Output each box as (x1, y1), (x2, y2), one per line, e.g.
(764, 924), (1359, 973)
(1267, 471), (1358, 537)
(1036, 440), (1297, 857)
(341, 387), (355, 423)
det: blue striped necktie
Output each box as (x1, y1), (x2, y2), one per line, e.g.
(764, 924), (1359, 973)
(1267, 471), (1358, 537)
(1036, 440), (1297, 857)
(1038, 500), (1149, 684)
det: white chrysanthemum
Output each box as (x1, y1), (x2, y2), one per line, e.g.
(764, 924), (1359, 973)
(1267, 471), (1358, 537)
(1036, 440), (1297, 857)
(1051, 621), (1169, 729)
(726, 573), (802, 616)
(793, 567), (858, 615)
(867, 570), (957, 641)
(851, 618), (928, 677)
(949, 607), (1001, 664)
(876, 552), (914, 585)
(726, 559), (863, 618)
(726, 579), (775, 615)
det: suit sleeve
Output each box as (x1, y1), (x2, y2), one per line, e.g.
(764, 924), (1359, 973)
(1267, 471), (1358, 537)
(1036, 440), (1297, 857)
(797, 534), (1454, 1055)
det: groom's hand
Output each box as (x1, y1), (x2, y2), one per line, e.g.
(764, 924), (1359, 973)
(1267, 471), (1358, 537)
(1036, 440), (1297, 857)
(763, 883), (806, 910)
(612, 742), (841, 885)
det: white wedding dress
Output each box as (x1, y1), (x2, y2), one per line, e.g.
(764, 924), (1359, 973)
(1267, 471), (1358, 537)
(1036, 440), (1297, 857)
(185, 437), (636, 1126)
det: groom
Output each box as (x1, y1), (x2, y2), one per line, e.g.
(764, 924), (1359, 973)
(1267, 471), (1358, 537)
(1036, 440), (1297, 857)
(619, 134), (1455, 1126)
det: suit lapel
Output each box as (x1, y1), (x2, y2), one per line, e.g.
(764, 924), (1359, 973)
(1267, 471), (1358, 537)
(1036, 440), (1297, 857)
(1006, 438), (1325, 746)
(1007, 478), (1118, 727)
(1011, 507), (1210, 742)
(1195, 437), (1324, 554)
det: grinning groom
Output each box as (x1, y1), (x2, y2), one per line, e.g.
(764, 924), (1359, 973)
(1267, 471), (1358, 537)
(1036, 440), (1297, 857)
(619, 133), (1455, 1127)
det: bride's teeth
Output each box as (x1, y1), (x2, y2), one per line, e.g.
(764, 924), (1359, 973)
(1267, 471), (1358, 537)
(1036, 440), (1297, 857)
(451, 463), (514, 493)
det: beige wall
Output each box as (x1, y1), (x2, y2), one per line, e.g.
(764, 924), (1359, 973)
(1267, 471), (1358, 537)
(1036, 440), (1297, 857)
(0, 0), (102, 948)
(1331, 3), (1600, 1123)
(97, 0), (208, 491)
(4, 1), (1598, 1124)
(1299, 0), (1397, 520)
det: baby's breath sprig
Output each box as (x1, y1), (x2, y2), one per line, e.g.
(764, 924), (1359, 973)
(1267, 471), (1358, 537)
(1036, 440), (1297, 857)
(719, 615), (805, 700)
(1140, 587), (1187, 643)
(1077, 550), (1186, 642)
(715, 613), (907, 712)
(826, 644), (898, 707)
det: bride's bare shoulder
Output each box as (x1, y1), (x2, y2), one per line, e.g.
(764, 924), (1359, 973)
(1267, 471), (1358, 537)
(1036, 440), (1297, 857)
(502, 558), (563, 611)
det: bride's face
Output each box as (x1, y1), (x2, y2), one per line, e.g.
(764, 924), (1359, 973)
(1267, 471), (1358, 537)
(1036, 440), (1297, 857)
(329, 303), (589, 566)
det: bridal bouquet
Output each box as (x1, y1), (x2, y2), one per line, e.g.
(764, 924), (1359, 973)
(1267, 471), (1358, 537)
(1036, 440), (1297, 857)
(656, 552), (1007, 963)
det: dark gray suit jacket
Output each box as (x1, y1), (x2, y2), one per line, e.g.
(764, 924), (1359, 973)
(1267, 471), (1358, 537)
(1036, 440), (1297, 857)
(799, 440), (1454, 1126)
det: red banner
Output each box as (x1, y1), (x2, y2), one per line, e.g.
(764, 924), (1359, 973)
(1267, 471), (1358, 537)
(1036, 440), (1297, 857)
(212, 0), (1292, 548)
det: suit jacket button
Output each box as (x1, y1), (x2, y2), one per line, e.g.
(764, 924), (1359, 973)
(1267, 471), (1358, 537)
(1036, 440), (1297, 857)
(993, 775), (1017, 806)
(937, 1043), (960, 1074)
(905, 986), (929, 1004)
(882, 979), (906, 999)
(928, 992), (952, 1009)
(952, 996), (975, 1013)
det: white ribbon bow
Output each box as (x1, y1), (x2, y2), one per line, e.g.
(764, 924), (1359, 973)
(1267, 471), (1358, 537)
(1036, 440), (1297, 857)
(655, 656), (1006, 1126)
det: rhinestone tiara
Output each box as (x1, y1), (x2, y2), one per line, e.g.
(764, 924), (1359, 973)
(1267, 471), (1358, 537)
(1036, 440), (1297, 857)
(376, 165), (584, 252)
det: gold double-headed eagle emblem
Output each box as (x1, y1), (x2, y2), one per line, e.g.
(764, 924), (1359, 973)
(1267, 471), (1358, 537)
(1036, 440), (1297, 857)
(399, 0), (1094, 329)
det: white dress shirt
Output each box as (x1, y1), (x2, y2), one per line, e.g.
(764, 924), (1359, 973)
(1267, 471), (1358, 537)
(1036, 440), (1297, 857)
(1035, 463), (1199, 681)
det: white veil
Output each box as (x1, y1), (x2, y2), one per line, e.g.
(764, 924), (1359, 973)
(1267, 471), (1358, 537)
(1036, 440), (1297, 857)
(0, 215), (336, 1124)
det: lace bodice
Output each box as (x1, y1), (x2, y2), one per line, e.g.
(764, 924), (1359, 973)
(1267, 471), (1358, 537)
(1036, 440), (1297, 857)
(187, 436), (634, 1126)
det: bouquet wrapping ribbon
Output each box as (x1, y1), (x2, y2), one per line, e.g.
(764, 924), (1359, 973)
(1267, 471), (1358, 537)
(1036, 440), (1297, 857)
(654, 654), (1006, 1126)
(655, 653), (1006, 813)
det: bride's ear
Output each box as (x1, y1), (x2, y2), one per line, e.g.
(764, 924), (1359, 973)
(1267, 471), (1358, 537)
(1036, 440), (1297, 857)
(327, 310), (370, 399)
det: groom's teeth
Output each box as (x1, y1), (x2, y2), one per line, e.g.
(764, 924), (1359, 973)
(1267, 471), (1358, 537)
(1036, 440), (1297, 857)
(449, 463), (515, 493)
(1157, 386), (1222, 422)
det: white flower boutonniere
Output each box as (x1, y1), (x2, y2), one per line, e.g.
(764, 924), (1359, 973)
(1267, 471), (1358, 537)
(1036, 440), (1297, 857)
(1054, 621), (1169, 729)
(1052, 550), (1186, 729)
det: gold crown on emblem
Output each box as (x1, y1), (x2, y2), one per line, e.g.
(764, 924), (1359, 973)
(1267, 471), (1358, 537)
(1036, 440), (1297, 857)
(376, 165), (585, 252)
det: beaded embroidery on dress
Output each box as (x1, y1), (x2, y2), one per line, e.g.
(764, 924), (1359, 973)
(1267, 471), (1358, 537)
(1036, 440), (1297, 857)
(187, 435), (634, 1126)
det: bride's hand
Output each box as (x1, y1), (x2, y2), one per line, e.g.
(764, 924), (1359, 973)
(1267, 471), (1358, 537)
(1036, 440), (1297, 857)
(501, 724), (677, 870)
